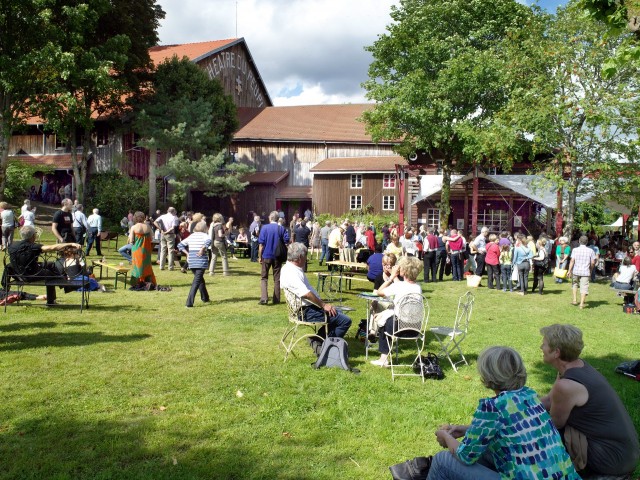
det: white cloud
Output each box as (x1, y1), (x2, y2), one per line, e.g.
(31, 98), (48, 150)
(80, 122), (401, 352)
(157, 0), (398, 105)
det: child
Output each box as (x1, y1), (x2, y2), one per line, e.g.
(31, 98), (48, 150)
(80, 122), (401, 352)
(499, 243), (513, 292)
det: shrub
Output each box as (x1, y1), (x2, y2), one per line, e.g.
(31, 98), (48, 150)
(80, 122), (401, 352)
(4, 160), (49, 204)
(86, 170), (148, 223)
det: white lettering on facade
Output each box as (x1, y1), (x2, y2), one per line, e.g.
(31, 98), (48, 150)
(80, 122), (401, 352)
(202, 49), (265, 107)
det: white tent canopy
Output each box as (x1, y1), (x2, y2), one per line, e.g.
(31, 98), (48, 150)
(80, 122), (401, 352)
(607, 217), (639, 228)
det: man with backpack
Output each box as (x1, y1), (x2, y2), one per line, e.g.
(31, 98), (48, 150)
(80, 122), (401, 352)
(281, 242), (352, 356)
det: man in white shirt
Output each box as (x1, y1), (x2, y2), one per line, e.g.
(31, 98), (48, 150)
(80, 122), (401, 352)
(567, 236), (596, 309)
(471, 226), (489, 276)
(85, 208), (103, 256)
(154, 207), (179, 270)
(281, 242), (352, 355)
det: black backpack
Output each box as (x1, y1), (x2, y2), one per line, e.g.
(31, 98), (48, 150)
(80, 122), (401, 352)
(313, 337), (359, 373)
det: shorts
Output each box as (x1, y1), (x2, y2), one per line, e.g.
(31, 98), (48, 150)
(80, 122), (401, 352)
(572, 275), (590, 295)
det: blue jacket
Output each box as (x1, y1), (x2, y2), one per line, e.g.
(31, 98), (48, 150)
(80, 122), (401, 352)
(258, 222), (290, 260)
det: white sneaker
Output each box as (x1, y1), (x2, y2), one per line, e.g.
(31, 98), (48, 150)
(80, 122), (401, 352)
(370, 359), (389, 367)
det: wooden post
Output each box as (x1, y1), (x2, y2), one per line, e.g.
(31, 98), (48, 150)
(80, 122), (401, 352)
(471, 166), (479, 236)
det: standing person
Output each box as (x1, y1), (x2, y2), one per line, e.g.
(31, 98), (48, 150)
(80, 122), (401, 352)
(512, 234), (531, 295)
(154, 207), (179, 271)
(85, 208), (103, 256)
(499, 243), (513, 292)
(249, 214), (261, 263)
(177, 221), (211, 308)
(293, 220), (311, 248)
(344, 220), (356, 248)
(41, 178), (48, 203)
(567, 235), (596, 309)
(0, 202), (16, 250)
(327, 224), (343, 267)
(385, 232), (405, 258)
(129, 211), (156, 288)
(443, 229), (464, 281)
(258, 210), (290, 305)
(381, 223), (390, 250)
(422, 227), (438, 283)
(555, 236), (571, 283)
(51, 198), (75, 243)
(319, 220), (332, 266)
(434, 230), (448, 281)
(539, 324), (639, 476)
(531, 237), (548, 294)
(485, 234), (501, 290)
(72, 204), (89, 247)
(21, 205), (36, 227)
(390, 347), (580, 480)
(208, 213), (230, 276)
(309, 221), (321, 260)
(470, 226), (489, 276)
(364, 225), (376, 251)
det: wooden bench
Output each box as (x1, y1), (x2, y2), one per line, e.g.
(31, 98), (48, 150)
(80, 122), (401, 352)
(92, 260), (130, 289)
(234, 247), (249, 258)
(2, 250), (91, 312)
(99, 231), (120, 252)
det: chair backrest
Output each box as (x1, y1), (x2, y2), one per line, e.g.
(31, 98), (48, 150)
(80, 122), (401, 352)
(453, 291), (474, 333)
(341, 248), (356, 263)
(394, 293), (429, 335)
(283, 288), (304, 323)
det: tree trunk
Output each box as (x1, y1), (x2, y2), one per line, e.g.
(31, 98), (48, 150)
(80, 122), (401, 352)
(70, 128), (83, 203)
(148, 145), (157, 216)
(563, 160), (579, 238)
(0, 127), (9, 201)
(439, 157), (452, 231)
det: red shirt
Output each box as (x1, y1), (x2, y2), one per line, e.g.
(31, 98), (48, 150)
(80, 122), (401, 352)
(485, 242), (500, 265)
(632, 254), (640, 272)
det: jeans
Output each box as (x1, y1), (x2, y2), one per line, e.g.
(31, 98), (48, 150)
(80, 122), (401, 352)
(500, 264), (513, 291)
(260, 258), (282, 303)
(319, 239), (329, 264)
(304, 305), (352, 338)
(118, 244), (132, 262)
(436, 250), (447, 281)
(517, 262), (530, 293)
(186, 268), (209, 307)
(450, 253), (463, 281)
(74, 227), (86, 246)
(423, 251), (437, 282)
(427, 450), (499, 480)
(250, 239), (259, 262)
(487, 264), (500, 289)
(85, 227), (102, 255)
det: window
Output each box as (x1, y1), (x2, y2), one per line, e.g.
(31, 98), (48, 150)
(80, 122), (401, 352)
(350, 195), (362, 210)
(383, 173), (396, 188)
(469, 210), (508, 232)
(350, 174), (362, 189)
(55, 135), (66, 151)
(382, 195), (395, 211)
(426, 208), (440, 229)
(435, 159), (443, 174)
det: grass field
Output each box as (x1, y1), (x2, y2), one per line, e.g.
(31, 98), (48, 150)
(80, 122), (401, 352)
(1, 233), (639, 479)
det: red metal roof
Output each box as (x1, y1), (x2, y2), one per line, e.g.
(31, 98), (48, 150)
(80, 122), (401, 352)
(10, 154), (72, 169)
(311, 156), (407, 173)
(234, 104), (385, 143)
(149, 39), (238, 66)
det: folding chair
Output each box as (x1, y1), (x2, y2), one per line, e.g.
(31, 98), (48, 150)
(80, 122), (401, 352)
(430, 291), (475, 372)
(281, 288), (328, 362)
(385, 293), (430, 382)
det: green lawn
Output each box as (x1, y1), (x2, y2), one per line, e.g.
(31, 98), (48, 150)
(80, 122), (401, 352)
(1, 236), (639, 479)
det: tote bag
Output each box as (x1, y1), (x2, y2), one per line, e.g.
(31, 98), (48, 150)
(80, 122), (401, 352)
(554, 267), (568, 279)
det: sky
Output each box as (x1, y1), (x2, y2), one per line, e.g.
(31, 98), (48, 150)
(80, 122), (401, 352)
(157, 0), (567, 107)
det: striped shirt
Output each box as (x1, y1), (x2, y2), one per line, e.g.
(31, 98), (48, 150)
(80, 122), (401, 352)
(178, 232), (211, 269)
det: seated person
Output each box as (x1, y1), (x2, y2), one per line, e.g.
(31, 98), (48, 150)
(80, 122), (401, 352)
(6, 225), (81, 305)
(118, 243), (132, 263)
(370, 255), (423, 367)
(54, 247), (106, 292)
(366, 244), (384, 284)
(610, 256), (637, 290)
(539, 324), (640, 477)
(355, 242), (372, 263)
(235, 228), (249, 256)
(373, 252), (399, 290)
(390, 346), (579, 480)
(280, 242), (352, 356)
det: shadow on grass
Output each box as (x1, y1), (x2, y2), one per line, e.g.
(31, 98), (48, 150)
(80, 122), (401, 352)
(1, 414), (315, 480)
(0, 332), (151, 352)
(0, 322), (57, 332)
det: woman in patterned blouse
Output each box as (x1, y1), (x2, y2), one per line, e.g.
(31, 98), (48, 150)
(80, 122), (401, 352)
(391, 346), (580, 480)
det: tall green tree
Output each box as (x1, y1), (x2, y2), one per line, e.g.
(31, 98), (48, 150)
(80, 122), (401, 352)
(0, 0), (71, 200)
(495, 1), (640, 235)
(132, 56), (249, 212)
(362, 0), (533, 230)
(36, 0), (164, 204)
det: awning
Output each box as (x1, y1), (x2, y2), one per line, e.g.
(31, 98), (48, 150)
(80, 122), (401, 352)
(243, 171), (288, 186)
(9, 154), (73, 169)
(276, 186), (312, 200)
(412, 173), (563, 208)
(607, 217), (639, 228)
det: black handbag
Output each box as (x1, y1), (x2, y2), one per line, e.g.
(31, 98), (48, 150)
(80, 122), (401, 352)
(412, 353), (444, 380)
(273, 227), (288, 262)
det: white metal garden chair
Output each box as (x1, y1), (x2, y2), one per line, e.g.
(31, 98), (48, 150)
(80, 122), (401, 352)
(385, 293), (430, 382)
(429, 291), (474, 372)
(281, 288), (328, 362)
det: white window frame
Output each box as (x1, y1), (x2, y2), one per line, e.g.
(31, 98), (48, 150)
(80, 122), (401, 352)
(350, 174), (362, 189)
(426, 208), (440, 229)
(382, 195), (396, 211)
(382, 173), (396, 189)
(469, 210), (508, 232)
(350, 195), (362, 210)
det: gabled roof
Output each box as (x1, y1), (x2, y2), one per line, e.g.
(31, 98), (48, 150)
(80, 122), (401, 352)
(149, 39), (239, 65)
(311, 156), (406, 173)
(10, 154), (72, 169)
(234, 104), (386, 143)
